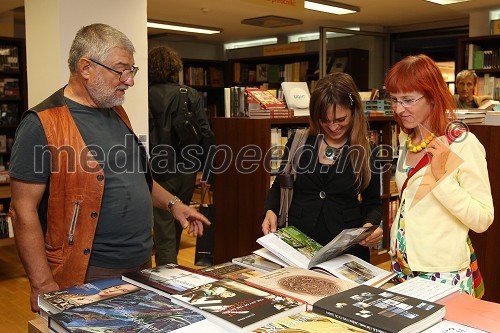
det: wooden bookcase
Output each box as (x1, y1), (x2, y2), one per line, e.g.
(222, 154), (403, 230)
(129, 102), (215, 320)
(0, 37), (27, 217)
(467, 125), (500, 303)
(210, 116), (396, 265)
(457, 35), (500, 99)
(228, 48), (370, 91)
(181, 58), (227, 118)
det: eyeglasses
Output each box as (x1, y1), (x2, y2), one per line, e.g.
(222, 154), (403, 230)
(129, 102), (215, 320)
(89, 59), (139, 82)
(387, 95), (424, 109)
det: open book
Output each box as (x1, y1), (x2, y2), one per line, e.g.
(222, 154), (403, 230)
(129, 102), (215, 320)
(256, 225), (394, 287)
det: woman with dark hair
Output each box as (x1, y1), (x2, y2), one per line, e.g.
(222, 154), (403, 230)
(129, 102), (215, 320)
(385, 54), (494, 296)
(148, 46), (215, 265)
(261, 72), (382, 263)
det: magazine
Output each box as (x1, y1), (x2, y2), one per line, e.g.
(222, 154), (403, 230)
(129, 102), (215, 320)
(257, 226), (394, 287)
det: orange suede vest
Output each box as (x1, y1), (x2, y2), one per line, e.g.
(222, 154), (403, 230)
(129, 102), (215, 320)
(31, 87), (149, 288)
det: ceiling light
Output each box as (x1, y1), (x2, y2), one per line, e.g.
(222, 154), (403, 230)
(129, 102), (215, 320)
(225, 38), (277, 50)
(289, 27), (359, 42)
(147, 20), (221, 35)
(425, 0), (470, 4)
(304, 1), (360, 15)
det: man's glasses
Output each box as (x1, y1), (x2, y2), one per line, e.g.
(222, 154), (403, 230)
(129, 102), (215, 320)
(387, 95), (424, 109)
(89, 59), (139, 82)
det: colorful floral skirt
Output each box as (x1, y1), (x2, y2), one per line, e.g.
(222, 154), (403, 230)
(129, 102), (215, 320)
(390, 201), (473, 295)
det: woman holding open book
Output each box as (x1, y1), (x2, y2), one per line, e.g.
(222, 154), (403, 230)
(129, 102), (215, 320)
(385, 54), (494, 297)
(261, 72), (383, 263)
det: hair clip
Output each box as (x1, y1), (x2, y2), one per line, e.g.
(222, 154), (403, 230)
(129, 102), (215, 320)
(348, 93), (354, 107)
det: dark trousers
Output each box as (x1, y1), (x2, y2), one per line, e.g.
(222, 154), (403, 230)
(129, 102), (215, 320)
(85, 259), (152, 282)
(153, 172), (197, 266)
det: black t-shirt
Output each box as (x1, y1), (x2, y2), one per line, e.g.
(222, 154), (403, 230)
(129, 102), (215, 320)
(9, 98), (153, 268)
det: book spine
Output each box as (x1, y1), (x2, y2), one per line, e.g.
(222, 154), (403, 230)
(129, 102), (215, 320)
(312, 306), (390, 333)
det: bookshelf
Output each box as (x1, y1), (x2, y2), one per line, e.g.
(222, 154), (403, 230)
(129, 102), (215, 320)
(0, 37), (27, 217)
(181, 59), (227, 118)
(210, 116), (396, 265)
(468, 124), (500, 303)
(457, 35), (500, 99)
(229, 48), (369, 92)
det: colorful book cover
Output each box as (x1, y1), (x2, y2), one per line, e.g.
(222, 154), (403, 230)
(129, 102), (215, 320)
(253, 311), (368, 332)
(122, 263), (218, 298)
(313, 284), (445, 333)
(171, 278), (307, 332)
(38, 277), (140, 317)
(48, 289), (208, 333)
(200, 261), (262, 281)
(231, 253), (283, 273)
(246, 267), (357, 306)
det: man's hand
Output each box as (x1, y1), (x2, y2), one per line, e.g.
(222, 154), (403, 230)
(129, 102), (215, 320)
(262, 210), (278, 235)
(171, 202), (210, 237)
(31, 280), (59, 313)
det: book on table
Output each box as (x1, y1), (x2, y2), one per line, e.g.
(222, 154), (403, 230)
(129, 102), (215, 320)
(170, 278), (307, 332)
(253, 247), (289, 267)
(122, 263), (219, 298)
(442, 293), (500, 332)
(245, 266), (358, 306)
(252, 310), (369, 332)
(200, 261), (263, 281)
(312, 284), (446, 333)
(421, 320), (487, 333)
(387, 277), (461, 304)
(231, 253), (283, 273)
(48, 288), (226, 333)
(257, 225), (394, 287)
(37, 277), (140, 319)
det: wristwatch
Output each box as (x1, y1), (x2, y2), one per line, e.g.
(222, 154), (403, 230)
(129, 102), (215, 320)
(167, 196), (181, 212)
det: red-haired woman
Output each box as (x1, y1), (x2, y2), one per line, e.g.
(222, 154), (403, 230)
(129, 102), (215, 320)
(385, 54), (494, 297)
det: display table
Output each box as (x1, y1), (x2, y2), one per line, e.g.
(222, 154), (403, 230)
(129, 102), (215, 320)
(28, 317), (47, 333)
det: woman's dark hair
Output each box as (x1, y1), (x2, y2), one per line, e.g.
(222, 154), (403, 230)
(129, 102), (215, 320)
(148, 46), (182, 84)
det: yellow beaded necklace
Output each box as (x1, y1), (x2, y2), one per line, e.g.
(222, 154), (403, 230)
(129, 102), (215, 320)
(406, 133), (435, 153)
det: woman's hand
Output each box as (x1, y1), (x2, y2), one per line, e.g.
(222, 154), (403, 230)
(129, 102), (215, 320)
(358, 223), (383, 248)
(262, 210), (278, 235)
(427, 135), (451, 181)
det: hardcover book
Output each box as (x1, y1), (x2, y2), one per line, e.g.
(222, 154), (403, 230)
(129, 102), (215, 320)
(122, 263), (218, 298)
(170, 278), (307, 332)
(48, 289), (221, 333)
(231, 253), (283, 273)
(245, 88), (287, 110)
(201, 261), (263, 281)
(38, 277), (140, 319)
(252, 310), (369, 332)
(257, 225), (394, 287)
(245, 266), (357, 306)
(442, 293), (500, 332)
(312, 284), (445, 333)
(387, 277), (461, 304)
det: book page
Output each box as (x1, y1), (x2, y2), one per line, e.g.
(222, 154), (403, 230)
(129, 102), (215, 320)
(308, 225), (378, 268)
(422, 320), (487, 333)
(253, 248), (289, 267)
(310, 254), (394, 287)
(387, 277), (461, 303)
(256, 233), (310, 268)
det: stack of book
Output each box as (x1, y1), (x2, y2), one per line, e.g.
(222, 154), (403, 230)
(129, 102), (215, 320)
(453, 109), (486, 124)
(245, 88), (292, 118)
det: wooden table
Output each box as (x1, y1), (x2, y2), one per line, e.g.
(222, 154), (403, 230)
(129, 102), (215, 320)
(28, 317), (47, 333)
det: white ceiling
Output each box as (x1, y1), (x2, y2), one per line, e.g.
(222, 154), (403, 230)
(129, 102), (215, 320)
(1, 0), (499, 44)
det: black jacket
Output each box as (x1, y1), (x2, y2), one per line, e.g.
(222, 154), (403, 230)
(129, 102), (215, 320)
(263, 133), (382, 261)
(149, 82), (215, 183)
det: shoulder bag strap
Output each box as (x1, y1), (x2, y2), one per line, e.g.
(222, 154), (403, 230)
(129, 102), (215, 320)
(278, 128), (309, 227)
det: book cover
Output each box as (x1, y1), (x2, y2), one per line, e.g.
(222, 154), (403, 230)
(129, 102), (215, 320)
(281, 82), (310, 117)
(312, 284), (445, 333)
(231, 253), (283, 273)
(252, 310), (369, 332)
(48, 289), (211, 333)
(201, 261), (263, 281)
(246, 88), (287, 110)
(171, 278), (307, 332)
(443, 293), (500, 332)
(122, 263), (219, 298)
(246, 267), (357, 306)
(38, 277), (140, 318)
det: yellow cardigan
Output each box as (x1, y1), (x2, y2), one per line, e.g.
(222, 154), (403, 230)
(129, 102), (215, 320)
(389, 131), (494, 272)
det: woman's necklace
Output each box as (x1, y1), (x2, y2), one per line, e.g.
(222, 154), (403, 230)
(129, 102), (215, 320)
(406, 133), (435, 153)
(323, 137), (345, 163)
